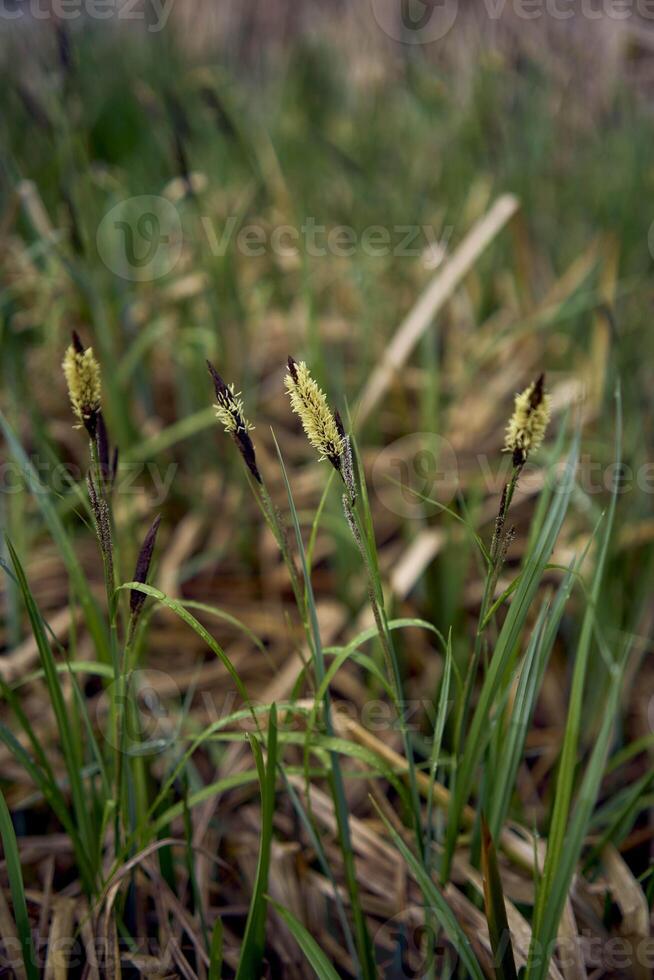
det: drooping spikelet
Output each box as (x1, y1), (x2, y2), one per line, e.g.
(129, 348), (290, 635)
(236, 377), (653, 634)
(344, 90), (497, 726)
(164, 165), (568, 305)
(285, 357), (345, 472)
(503, 373), (551, 467)
(62, 331), (102, 437)
(207, 361), (261, 483)
(130, 514), (161, 620)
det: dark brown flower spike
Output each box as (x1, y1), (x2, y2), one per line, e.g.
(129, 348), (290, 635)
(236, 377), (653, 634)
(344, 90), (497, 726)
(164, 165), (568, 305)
(95, 412), (118, 491)
(207, 361), (262, 484)
(335, 409), (357, 503)
(130, 514), (161, 618)
(110, 446), (119, 486)
(96, 412), (110, 482)
(490, 484), (508, 562)
(87, 471), (113, 587)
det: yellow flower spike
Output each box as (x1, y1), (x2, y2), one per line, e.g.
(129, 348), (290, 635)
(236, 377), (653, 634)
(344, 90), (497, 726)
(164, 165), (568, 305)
(62, 331), (102, 436)
(285, 357), (345, 471)
(503, 373), (551, 467)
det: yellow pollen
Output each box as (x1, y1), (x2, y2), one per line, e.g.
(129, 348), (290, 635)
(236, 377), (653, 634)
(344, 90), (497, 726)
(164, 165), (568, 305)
(285, 360), (345, 464)
(62, 344), (101, 428)
(214, 384), (253, 435)
(503, 379), (551, 462)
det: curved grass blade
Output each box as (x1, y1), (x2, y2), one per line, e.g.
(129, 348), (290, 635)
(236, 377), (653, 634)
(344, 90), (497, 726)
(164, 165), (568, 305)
(6, 539), (96, 891)
(372, 798), (486, 980)
(180, 599), (267, 656)
(268, 899), (341, 980)
(117, 582), (256, 724)
(0, 788), (38, 980)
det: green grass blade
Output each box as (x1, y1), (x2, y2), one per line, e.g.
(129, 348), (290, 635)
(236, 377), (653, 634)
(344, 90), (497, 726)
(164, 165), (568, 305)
(180, 599), (267, 656)
(425, 628), (453, 863)
(443, 435), (579, 880)
(373, 799), (486, 980)
(236, 703), (278, 980)
(273, 432), (376, 980)
(0, 411), (109, 662)
(0, 787), (38, 980)
(268, 900), (341, 980)
(117, 582), (256, 721)
(530, 384), (622, 967)
(6, 539), (96, 891)
(0, 721), (74, 837)
(277, 765), (359, 970)
(481, 816), (518, 980)
(486, 598), (550, 840)
(208, 916), (223, 979)
(527, 663), (623, 980)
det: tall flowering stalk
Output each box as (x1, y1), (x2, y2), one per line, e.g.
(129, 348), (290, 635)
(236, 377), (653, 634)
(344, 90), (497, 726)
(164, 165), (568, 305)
(208, 360), (374, 977)
(453, 374), (552, 825)
(285, 358), (425, 867)
(62, 332), (115, 608)
(63, 332), (162, 851)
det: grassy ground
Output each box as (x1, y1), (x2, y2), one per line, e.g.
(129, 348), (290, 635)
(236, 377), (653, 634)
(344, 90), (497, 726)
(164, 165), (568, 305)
(1, 16), (654, 979)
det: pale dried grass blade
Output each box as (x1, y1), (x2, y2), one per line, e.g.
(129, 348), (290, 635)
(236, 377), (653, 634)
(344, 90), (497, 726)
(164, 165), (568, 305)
(44, 898), (75, 980)
(558, 896), (587, 980)
(356, 193), (519, 424)
(0, 884), (27, 980)
(602, 844), (651, 980)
